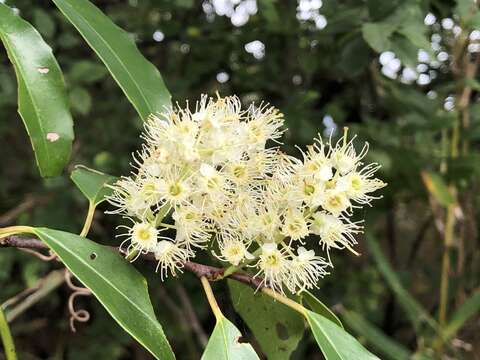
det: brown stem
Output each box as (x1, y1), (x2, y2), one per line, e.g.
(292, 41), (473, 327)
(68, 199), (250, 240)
(0, 235), (265, 290)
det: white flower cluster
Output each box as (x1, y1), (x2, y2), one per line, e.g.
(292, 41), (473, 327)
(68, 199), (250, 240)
(107, 95), (386, 294)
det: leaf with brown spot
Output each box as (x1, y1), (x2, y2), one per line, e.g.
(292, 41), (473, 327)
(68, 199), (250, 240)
(0, 3), (74, 177)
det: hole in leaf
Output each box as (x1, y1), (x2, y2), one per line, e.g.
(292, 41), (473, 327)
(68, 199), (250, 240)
(236, 336), (248, 344)
(276, 322), (289, 340)
(90, 252), (97, 260)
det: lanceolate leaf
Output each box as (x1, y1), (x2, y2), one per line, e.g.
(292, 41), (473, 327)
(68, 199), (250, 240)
(228, 280), (304, 360)
(52, 0), (171, 120)
(306, 310), (380, 360)
(0, 4), (74, 177)
(71, 165), (116, 206)
(201, 315), (259, 360)
(442, 291), (480, 342)
(301, 290), (343, 329)
(366, 234), (438, 332)
(32, 228), (175, 360)
(421, 171), (454, 207)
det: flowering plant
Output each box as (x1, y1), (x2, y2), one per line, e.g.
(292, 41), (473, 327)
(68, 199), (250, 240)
(108, 94), (386, 294)
(0, 1), (390, 358)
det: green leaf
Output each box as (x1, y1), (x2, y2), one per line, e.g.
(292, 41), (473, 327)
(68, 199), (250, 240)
(361, 22), (396, 52)
(306, 310), (380, 360)
(71, 165), (116, 206)
(201, 314), (259, 360)
(421, 171), (455, 207)
(301, 290), (343, 329)
(32, 228), (175, 360)
(69, 87), (92, 116)
(52, 0), (171, 120)
(365, 234), (439, 331)
(0, 4), (74, 177)
(341, 309), (410, 360)
(442, 291), (480, 342)
(228, 280), (304, 360)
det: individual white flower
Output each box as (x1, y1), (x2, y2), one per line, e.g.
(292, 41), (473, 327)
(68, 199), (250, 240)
(118, 221), (159, 260)
(321, 189), (351, 216)
(282, 209), (310, 241)
(295, 176), (326, 207)
(330, 130), (369, 175)
(154, 240), (192, 280)
(157, 168), (193, 206)
(198, 163), (225, 191)
(244, 103), (284, 148)
(215, 232), (254, 266)
(138, 177), (164, 206)
(286, 247), (329, 292)
(225, 160), (250, 185)
(254, 243), (289, 293)
(310, 211), (363, 263)
(106, 177), (150, 219)
(299, 140), (333, 181)
(336, 163), (387, 205)
(173, 205), (211, 250)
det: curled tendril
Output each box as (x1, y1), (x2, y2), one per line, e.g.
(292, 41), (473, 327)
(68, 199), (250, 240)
(65, 270), (92, 332)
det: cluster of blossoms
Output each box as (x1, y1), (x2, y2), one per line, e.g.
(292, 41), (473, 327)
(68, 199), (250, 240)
(107, 94), (386, 294)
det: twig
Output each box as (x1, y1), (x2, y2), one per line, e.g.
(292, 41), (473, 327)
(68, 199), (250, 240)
(0, 235), (266, 291)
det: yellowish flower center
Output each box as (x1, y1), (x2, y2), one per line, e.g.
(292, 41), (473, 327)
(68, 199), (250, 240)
(304, 183), (315, 195)
(328, 195), (342, 208)
(233, 165), (246, 178)
(138, 229), (151, 241)
(169, 183), (182, 196)
(265, 254), (279, 267)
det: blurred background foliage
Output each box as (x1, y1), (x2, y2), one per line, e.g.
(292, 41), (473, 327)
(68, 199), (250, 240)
(0, 0), (479, 359)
